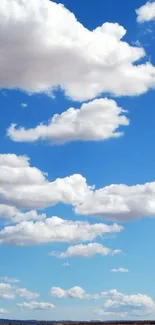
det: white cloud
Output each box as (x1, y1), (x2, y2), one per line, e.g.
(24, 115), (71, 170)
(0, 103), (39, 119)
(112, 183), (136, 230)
(8, 98), (129, 144)
(0, 204), (46, 223)
(0, 308), (9, 314)
(62, 262), (70, 267)
(98, 289), (155, 317)
(51, 287), (67, 299)
(0, 1), (155, 100)
(0, 283), (15, 300)
(17, 301), (55, 310)
(136, 1), (155, 23)
(1, 153), (155, 222)
(0, 282), (41, 303)
(50, 286), (154, 316)
(16, 288), (40, 300)
(75, 180), (155, 221)
(20, 103), (28, 108)
(0, 153), (91, 210)
(50, 286), (94, 300)
(94, 309), (128, 318)
(0, 217), (122, 246)
(51, 243), (122, 258)
(0, 276), (20, 284)
(111, 268), (129, 273)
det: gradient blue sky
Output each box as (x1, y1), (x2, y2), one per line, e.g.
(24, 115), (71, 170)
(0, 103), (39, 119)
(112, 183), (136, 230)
(0, 0), (155, 321)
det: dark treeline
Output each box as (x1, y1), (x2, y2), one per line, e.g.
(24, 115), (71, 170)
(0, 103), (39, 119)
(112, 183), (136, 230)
(1, 321), (155, 325)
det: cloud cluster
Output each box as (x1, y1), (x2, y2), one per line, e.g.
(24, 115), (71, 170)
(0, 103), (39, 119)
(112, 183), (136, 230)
(51, 286), (155, 317)
(50, 286), (155, 316)
(0, 281), (40, 302)
(136, 1), (155, 23)
(17, 301), (55, 310)
(0, 217), (122, 246)
(96, 289), (155, 318)
(1, 153), (155, 223)
(0, 0), (155, 101)
(8, 98), (129, 144)
(51, 286), (95, 300)
(50, 243), (121, 258)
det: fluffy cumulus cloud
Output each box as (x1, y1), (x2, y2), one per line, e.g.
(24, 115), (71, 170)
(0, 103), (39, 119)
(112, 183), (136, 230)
(96, 289), (155, 318)
(16, 288), (40, 300)
(0, 283), (15, 300)
(0, 0), (155, 100)
(0, 277), (40, 300)
(0, 281), (40, 301)
(75, 180), (155, 221)
(0, 204), (46, 223)
(50, 286), (155, 317)
(111, 268), (129, 273)
(7, 98), (129, 144)
(0, 217), (122, 246)
(50, 286), (97, 300)
(136, 1), (155, 23)
(17, 301), (55, 310)
(0, 153), (91, 210)
(50, 243), (122, 258)
(1, 153), (155, 222)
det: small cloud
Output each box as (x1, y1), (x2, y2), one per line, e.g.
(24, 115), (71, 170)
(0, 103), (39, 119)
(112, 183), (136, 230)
(111, 268), (129, 273)
(132, 40), (141, 47)
(20, 103), (28, 108)
(136, 1), (155, 23)
(0, 276), (20, 284)
(0, 308), (9, 314)
(62, 262), (70, 267)
(1, 90), (7, 97)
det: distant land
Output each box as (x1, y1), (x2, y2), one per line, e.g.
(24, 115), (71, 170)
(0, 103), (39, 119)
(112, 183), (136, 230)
(0, 320), (155, 325)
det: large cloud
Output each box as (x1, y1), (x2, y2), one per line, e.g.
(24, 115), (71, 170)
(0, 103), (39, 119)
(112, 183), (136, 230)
(1, 154), (155, 222)
(0, 153), (91, 210)
(96, 289), (155, 318)
(0, 0), (155, 100)
(75, 180), (155, 221)
(136, 1), (155, 23)
(50, 243), (121, 258)
(0, 217), (122, 246)
(7, 98), (129, 144)
(50, 286), (155, 318)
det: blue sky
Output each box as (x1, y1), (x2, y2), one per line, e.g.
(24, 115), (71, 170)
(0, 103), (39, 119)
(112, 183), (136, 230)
(0, 0), (155, 321)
